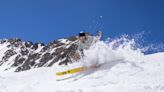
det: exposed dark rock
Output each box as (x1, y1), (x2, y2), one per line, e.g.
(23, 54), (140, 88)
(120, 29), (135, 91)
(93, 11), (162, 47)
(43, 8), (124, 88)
(41, 46), (49, 52)
(15, 65), (31, 72)
(67, 36), (78, 41)
(0, 39), (7, 44)
(32, 43), (39, 50)
(0, 35), (81, 72)
(20, 47), (29, 56)
(15, 53), (41, 72)
(36, 53), (53, 67)
(12, 56), (26, 67)
(40, 43), (45, 46)
(52, 47), (65, 56)
(52, 40), (65, 47)
(8, 38), (22, 47)
(3, 50), (17, 61)
(25, 41), (33, 48)
(48, 57), (59, 67)
(58, 57), (71, 65)
(0, 61), (3, 66)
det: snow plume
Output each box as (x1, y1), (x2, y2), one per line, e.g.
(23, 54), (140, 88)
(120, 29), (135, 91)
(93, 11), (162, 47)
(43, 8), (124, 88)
(82, 34), (143, 66)
(82, 41), (122, 67)
(82, 32), (164, 67)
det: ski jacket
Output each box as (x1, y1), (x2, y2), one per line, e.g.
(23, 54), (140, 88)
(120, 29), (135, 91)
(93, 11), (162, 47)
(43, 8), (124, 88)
(76, 35), (99, 51)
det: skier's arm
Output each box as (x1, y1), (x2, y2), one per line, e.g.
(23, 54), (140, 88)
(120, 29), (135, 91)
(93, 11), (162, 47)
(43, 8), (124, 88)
(94, 31), (102, 43)
(97, 31), (102, 40)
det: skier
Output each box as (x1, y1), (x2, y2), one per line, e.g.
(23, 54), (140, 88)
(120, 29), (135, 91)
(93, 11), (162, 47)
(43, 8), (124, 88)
(72, 31), (102, 61)
(56, 31), (103, 77)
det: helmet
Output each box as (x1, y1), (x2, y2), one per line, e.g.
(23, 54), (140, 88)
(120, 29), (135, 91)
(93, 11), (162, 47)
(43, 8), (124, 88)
(79, 32), (86, 37)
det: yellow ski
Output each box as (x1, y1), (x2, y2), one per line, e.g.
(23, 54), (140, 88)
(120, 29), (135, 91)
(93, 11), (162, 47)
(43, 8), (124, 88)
(56, 66), (87, 76)
(56, 64), (99, 76)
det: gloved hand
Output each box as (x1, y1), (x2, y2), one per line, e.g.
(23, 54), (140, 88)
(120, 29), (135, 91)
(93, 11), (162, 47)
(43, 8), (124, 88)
(98, 31), (102, 38)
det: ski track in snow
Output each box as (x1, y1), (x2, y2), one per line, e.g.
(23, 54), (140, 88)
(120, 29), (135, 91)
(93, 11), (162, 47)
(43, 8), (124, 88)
(0, 40), (164, 92)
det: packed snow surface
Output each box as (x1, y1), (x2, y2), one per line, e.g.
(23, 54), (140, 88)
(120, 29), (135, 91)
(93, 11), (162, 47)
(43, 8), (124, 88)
(0, 37), (164, 92)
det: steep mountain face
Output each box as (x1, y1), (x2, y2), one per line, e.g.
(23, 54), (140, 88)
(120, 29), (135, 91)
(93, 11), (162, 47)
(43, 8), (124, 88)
(0, 37), (78, 72)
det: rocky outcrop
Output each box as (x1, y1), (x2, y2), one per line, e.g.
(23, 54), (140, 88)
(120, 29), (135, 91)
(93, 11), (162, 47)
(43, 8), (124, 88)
(0, 36), (78, 72)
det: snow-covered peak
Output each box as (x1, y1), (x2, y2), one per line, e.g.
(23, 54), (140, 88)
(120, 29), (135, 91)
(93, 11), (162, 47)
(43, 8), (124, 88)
(0, 36), (78, 72)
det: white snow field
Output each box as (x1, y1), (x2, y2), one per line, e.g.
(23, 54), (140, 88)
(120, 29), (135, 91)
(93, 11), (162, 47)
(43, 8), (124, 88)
(0, 39), (164, 92)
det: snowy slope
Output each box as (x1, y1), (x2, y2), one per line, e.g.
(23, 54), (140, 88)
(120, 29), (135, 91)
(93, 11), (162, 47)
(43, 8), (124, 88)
(0, 38), (164, 92)
(0, 53), (164, 92)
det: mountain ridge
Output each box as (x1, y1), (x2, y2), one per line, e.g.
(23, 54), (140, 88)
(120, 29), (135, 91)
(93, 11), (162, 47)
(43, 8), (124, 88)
(0, 36), (78, 72)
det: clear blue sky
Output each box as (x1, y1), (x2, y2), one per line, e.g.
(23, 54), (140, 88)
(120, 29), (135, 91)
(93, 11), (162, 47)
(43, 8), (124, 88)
(0, 0), (164, 44)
